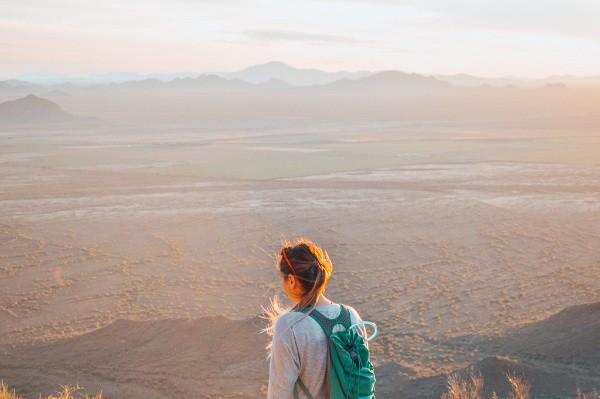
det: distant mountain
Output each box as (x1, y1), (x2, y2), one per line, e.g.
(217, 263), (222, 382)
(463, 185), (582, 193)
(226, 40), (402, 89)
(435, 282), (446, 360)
(45, 89), (71, 97)
(544, 74), (600, 85)
(85, 71), (200, 84)
(89, 74), (254, 92)
(105, 77), (165, 90)
(80, 70), (452, 93)
(215, 61), (372, 85)
(0, 79), (43, 93)
(175, 74), (253, 91)
(0, 80), (29, 93)
(49, 82), (80, 91)
(13, 72), (71, 85)
(541, 82), (569, 91)
(321, 70), (453, 92)
(0, 94), (86, 124)
(254, 78), (294, 90)
(435, 73), (533, 88)
(165, 77), (200, 89)
(11, 65), (600, 88)
(11, 71), (201, 85)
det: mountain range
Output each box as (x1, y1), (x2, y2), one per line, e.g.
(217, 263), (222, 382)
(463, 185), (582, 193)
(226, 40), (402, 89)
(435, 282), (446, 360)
(92, 69), (453, 93)
(212, 60), (372, 85)
(0, 67), (457, 95)
(321, 70), (452, 91)
(4, 61), (598, 90)
(11, 71), (200, 85)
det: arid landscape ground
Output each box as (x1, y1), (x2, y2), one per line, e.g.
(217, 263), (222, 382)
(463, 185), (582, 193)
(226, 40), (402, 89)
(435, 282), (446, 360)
(1, 87), (599, 398)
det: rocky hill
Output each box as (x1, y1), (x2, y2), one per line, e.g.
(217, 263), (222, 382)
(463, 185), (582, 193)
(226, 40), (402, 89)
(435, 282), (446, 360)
(0, 94), (85, 124)
(2, 303), (599, 398)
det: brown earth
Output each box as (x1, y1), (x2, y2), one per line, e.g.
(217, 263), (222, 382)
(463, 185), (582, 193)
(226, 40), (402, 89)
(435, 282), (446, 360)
(1, 89), (599, 398)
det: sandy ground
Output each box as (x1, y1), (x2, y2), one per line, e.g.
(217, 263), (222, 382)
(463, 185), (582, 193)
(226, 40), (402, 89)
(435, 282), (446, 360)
(1, 90), (599, 398)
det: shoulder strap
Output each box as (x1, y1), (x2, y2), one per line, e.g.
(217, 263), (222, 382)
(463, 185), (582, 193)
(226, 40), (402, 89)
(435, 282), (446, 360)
(292, 305), (351, 399)
(293, 378), (314, 399)
(298, 304), (352, 337)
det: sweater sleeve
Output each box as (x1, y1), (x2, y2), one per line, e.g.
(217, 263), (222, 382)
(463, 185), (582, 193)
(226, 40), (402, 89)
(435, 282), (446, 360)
(267, 315), (300, 399)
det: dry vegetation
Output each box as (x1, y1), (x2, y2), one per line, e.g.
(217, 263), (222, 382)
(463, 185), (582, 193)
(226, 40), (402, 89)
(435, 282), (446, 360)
(441, 373), (599, 399)
(0, 382), (102, 399)
(2, 378), (599, 399)
(577, 389), (600, 399)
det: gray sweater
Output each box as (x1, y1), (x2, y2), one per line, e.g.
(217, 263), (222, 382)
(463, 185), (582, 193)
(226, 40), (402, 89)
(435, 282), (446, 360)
(267, 303), (363, 399)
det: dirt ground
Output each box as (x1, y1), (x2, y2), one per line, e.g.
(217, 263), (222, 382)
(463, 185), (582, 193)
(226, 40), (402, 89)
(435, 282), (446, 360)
(1, 89), (599, 398)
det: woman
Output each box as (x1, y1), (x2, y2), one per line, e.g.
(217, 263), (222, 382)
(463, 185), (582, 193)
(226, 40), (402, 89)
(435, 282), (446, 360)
(266, 238), (365, 399)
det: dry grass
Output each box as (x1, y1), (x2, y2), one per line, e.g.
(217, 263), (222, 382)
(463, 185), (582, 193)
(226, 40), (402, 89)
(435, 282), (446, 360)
(441, 373), (484, 399)
(577, 388), (600, 399)
(0, 382), (102, 399)
(442, 373), (600, 399)
(442, 373), (530, 399)
(506, 375), (530, 399)
(2, 377), (598, 399)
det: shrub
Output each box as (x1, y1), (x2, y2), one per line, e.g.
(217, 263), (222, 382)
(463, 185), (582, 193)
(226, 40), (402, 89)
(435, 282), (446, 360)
(441, 372), (484, 399)
(442, 373), (530, 399)
(0, 382), (102, 399)
(577, 388), (600, 399)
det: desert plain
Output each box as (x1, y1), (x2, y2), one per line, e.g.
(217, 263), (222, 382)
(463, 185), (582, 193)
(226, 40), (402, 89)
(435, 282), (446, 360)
(1, 87), (599, 398)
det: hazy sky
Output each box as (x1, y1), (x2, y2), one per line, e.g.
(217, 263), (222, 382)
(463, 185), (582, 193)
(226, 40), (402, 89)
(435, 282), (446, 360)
(2, 0), (600, 78)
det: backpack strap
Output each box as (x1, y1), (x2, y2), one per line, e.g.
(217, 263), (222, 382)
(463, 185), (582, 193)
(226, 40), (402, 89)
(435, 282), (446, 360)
(293, 378), (314, 399)
(297, 304), (352, 337)
(292, 304), (352, 399)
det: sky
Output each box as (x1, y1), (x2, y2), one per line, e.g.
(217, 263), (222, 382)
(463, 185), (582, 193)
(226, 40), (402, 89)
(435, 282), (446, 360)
(2, 0), (600, 79)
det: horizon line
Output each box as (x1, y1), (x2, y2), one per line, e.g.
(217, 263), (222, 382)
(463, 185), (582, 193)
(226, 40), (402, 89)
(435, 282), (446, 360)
(2, 61), (595, 82)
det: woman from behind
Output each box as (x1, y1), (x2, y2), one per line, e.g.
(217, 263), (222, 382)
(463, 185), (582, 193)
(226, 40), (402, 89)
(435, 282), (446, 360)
(265, 238), (366, 399)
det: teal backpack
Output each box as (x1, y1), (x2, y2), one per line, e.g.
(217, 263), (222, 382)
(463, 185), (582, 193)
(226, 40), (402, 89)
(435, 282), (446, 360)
(294, 305), (377, 399)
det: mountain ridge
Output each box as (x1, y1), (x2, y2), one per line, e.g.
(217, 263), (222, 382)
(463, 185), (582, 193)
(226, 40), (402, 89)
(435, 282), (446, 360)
(214, 60), (373, 85)
(2, 301), (599, 398)
(5, 61), (597, 89)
